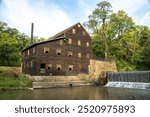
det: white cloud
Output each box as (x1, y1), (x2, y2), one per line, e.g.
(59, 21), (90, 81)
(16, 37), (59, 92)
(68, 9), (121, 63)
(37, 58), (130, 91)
(1, 0), (71, 38)
(140, 12), (150, 26)
(108, 0), (150, 26)
(108, 0), (146, 15)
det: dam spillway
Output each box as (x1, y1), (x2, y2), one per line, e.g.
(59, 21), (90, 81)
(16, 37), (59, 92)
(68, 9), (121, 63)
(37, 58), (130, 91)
(105, 71), (150, 89)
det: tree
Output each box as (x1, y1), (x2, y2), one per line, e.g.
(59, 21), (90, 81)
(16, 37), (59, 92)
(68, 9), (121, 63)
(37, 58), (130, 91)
(0, 21), (30, 66)
(85, 0), (112, 59)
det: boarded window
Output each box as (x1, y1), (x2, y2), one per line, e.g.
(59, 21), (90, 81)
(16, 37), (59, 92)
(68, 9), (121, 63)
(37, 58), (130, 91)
(72, 28), (76, 34)
(56, 49), (61, 55)
(44, 47), (49, 53)
(68, 38), (72, 44)
(33, 47), (35, 53)
(78, 53), (81, 58)
(86, 54), (90, 58)
(83, 31), (86, 36)
(68, 65), (73, 71)
(47, 64), (52, 70)
(27, 50), (30, 55)
(86, 42), (89, 47)
(60, 40), (63, 45)
(78, 40), (81, 46)
(68, 51), (73, 57)
(56, 64), (62, 70)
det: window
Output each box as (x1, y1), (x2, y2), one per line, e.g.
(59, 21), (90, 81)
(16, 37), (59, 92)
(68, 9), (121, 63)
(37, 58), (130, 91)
(44, 47), (49, 53)
(40, 63), (46, 73)
(83, 31), (86, 36)
(86, 42), (89, 47)
(78, 24), (81, 27)
(33, 47), (35, 53)
(68, 51), (73, 57)
(68, 65), (73, 71)
(40, 63), (46, 68)
(60, 40), (63, 45)
(78, 53), (81, 58)
(56, 64), (61, 70)
(56, 49), (61, 55)
(68, 38), (72, 44)
(72, 28), (76, 34)
(86, 54), (90, 58)
(47, 64), (52, 70)
(27, 50), (30, 55)
(78, 40), (81, 46)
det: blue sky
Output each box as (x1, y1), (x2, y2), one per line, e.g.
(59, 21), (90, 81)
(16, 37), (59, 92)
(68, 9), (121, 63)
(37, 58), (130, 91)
(0, 0), (150, 38)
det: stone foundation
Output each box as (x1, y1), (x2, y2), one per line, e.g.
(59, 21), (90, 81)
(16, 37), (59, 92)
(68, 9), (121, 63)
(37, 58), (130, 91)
(89, 59), (117, 82)
(28, 59), (117, 88)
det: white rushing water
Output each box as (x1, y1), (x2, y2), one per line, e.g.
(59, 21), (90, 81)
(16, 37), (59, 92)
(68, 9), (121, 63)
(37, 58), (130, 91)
(105, 82), (150, 89)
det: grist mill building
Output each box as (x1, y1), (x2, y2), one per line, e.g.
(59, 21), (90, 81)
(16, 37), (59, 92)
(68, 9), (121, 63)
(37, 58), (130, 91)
(22, 23), (92, 76)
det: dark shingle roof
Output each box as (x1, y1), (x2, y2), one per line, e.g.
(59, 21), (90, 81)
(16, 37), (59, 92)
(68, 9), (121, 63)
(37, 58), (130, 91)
(22, 22), (82, 52)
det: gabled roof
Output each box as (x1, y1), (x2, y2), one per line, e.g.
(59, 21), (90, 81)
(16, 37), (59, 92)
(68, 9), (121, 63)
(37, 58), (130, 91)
(22, 36), (67, 52)
(22, 22), (89, 52)
(48, 22), (80, 40)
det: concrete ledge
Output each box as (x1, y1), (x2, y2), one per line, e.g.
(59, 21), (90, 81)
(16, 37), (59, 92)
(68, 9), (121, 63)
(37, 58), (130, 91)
(33, 81), (92, 89)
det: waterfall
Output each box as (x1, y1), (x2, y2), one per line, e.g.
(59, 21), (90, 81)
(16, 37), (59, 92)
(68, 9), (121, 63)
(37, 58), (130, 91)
(105, 71), (150, 89)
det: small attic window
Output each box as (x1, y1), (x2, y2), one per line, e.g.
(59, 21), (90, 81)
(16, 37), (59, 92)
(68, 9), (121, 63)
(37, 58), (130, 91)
(78, 24), (81, 27)
(72, 29), (76, 34)
(83, 31), (86, 36)
(86, 42), (89, 47)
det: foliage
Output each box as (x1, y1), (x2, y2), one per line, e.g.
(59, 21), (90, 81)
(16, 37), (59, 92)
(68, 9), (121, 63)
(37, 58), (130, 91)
(85, 1), (150, 71)
(0, 21), (45, 66)
(0, 67), (32, 89)
(85, 1), (112, 59)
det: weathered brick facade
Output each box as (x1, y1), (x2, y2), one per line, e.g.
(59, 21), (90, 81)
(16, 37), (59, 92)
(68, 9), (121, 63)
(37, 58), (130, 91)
(22, 23), (92, 76)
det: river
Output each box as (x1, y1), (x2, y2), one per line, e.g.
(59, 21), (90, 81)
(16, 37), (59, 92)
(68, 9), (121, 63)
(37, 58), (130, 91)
(0, 86), (150, 100)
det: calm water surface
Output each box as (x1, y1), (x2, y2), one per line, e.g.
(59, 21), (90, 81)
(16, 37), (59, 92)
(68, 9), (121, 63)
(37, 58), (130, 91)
(0, 86), (150, 100)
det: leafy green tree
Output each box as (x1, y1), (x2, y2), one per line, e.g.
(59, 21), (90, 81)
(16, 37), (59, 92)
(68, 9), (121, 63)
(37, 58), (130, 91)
(85, 0), (112, 59)
(0, 21), (30, 66)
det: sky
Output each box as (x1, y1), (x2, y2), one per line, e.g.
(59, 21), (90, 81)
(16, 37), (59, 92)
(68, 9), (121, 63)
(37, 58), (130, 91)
(0, 0), (150, 39)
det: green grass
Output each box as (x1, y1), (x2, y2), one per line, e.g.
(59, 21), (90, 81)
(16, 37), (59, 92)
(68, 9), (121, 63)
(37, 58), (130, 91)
(0, 67), (32, 90)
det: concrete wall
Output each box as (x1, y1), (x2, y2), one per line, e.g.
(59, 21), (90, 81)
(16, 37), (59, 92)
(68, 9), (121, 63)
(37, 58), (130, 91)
(89, 59), (117, 82)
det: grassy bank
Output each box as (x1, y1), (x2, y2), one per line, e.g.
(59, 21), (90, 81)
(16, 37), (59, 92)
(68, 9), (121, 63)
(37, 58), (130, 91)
(0, 67), (32, 90)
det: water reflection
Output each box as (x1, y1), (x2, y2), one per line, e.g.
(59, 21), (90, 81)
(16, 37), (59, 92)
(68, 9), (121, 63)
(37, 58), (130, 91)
(0, 86), (150, 100)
